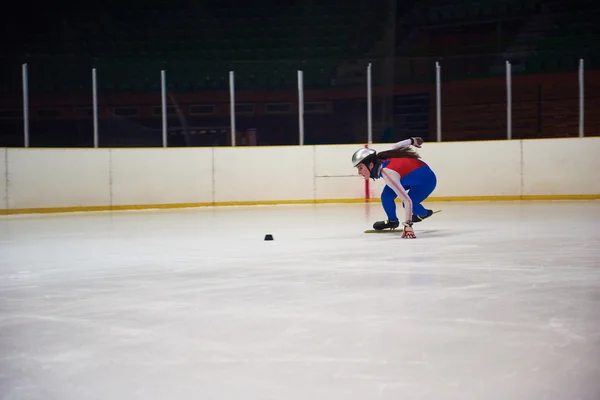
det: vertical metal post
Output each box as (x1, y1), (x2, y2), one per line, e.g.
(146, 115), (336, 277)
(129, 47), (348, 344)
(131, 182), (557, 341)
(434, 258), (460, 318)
(92, 68), (99, 148)
(298, 70), (304, 145)
(367, 63), (372, 144)
(22, 63), (29, 147)
(229, 71), (236, 146)
(436, 61), (442, 142)
(537, 84), (542, 137)
(161, 70), (167, 147)
(364, 143), (370, 202)
(579, 58), (584, 137)
(506, 60), (512, 140)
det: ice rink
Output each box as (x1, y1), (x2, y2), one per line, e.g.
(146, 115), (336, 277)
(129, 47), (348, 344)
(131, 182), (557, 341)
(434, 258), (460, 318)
(1, 200), (599, 400)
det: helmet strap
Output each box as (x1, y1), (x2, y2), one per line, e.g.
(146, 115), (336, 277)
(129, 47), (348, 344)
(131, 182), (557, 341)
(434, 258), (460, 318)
(364, 160), (381, 180)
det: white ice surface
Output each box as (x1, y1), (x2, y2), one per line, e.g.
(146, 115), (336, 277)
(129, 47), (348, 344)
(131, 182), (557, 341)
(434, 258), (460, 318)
(1, 201), (600, 400)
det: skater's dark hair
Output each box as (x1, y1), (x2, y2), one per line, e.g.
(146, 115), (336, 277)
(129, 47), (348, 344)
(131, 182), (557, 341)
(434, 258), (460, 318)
(377, 147), (421, 160)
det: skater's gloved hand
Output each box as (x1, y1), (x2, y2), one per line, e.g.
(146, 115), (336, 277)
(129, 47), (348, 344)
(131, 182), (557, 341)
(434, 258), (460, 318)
(401, 222), (416, 239)
(410, 137), (424, 148)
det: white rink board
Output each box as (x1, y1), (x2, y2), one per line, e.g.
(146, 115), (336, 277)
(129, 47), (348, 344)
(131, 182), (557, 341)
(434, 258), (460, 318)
(315, 176), (364, 200)
(314, 144), (363, 177)
(418, 140), (522, 197)
(522, 137), (600, 195)
(6, 149), (110, 209)
(314, 144), (373, 199)
(0, 149), (6, 211)
(110, 148), (214, 206)
(1, 138), (598, 212)
(213, 146), (315, 202)
(315, 141), (523, 199)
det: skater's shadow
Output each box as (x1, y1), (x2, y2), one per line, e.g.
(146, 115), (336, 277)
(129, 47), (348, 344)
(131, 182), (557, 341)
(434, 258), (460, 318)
(412, 229), (452, 238)
(418, 229), (485, 238)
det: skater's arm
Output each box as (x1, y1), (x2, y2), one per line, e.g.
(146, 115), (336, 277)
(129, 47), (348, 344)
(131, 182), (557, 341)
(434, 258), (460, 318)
(380, 168), (412, 223)
(390, 137), (423, 149)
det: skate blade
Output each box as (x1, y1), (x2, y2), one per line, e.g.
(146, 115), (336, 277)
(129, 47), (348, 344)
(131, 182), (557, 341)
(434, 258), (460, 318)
(365, 210), (442, 233)
(415, 209), (442, 222)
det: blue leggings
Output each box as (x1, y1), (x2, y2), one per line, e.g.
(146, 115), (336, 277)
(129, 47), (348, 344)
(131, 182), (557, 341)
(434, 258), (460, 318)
(381, 165), (437, 221)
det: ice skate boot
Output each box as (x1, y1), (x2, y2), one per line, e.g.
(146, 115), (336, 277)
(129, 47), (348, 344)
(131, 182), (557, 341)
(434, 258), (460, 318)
(412, 209), (434, 223)
(372, 219), (400, 231)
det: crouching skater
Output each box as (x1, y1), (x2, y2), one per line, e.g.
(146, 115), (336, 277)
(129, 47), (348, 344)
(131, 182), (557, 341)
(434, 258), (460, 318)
(352, 137), (437, 239)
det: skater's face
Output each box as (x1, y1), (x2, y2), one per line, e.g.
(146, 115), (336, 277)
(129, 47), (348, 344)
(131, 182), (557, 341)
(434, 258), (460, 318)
(357, 163), (373, 179)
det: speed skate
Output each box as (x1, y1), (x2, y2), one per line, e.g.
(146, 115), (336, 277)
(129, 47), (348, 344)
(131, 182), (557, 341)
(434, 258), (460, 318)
(364, 210), (441, 233)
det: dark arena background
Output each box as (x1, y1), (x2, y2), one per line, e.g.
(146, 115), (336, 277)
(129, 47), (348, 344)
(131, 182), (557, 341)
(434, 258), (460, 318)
(1, 0), (599, 147)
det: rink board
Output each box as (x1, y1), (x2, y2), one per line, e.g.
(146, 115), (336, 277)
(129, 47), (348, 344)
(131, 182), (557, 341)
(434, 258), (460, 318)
(1, 138), (599, 215)
(110, 148), (214, 207)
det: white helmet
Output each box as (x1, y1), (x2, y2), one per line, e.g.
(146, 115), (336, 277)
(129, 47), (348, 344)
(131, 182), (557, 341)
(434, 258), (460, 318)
(352, 148), (376, 167)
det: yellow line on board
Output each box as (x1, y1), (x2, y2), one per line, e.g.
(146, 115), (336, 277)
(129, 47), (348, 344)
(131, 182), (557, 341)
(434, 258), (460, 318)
(1, 194), (599, 215)
(426, 194), (600, 201)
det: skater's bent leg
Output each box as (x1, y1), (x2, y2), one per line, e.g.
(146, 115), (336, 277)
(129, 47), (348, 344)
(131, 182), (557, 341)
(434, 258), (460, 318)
(409, 193), (429, 216)
(381, 185), (398, 221)
(402, 168), (437, 216)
